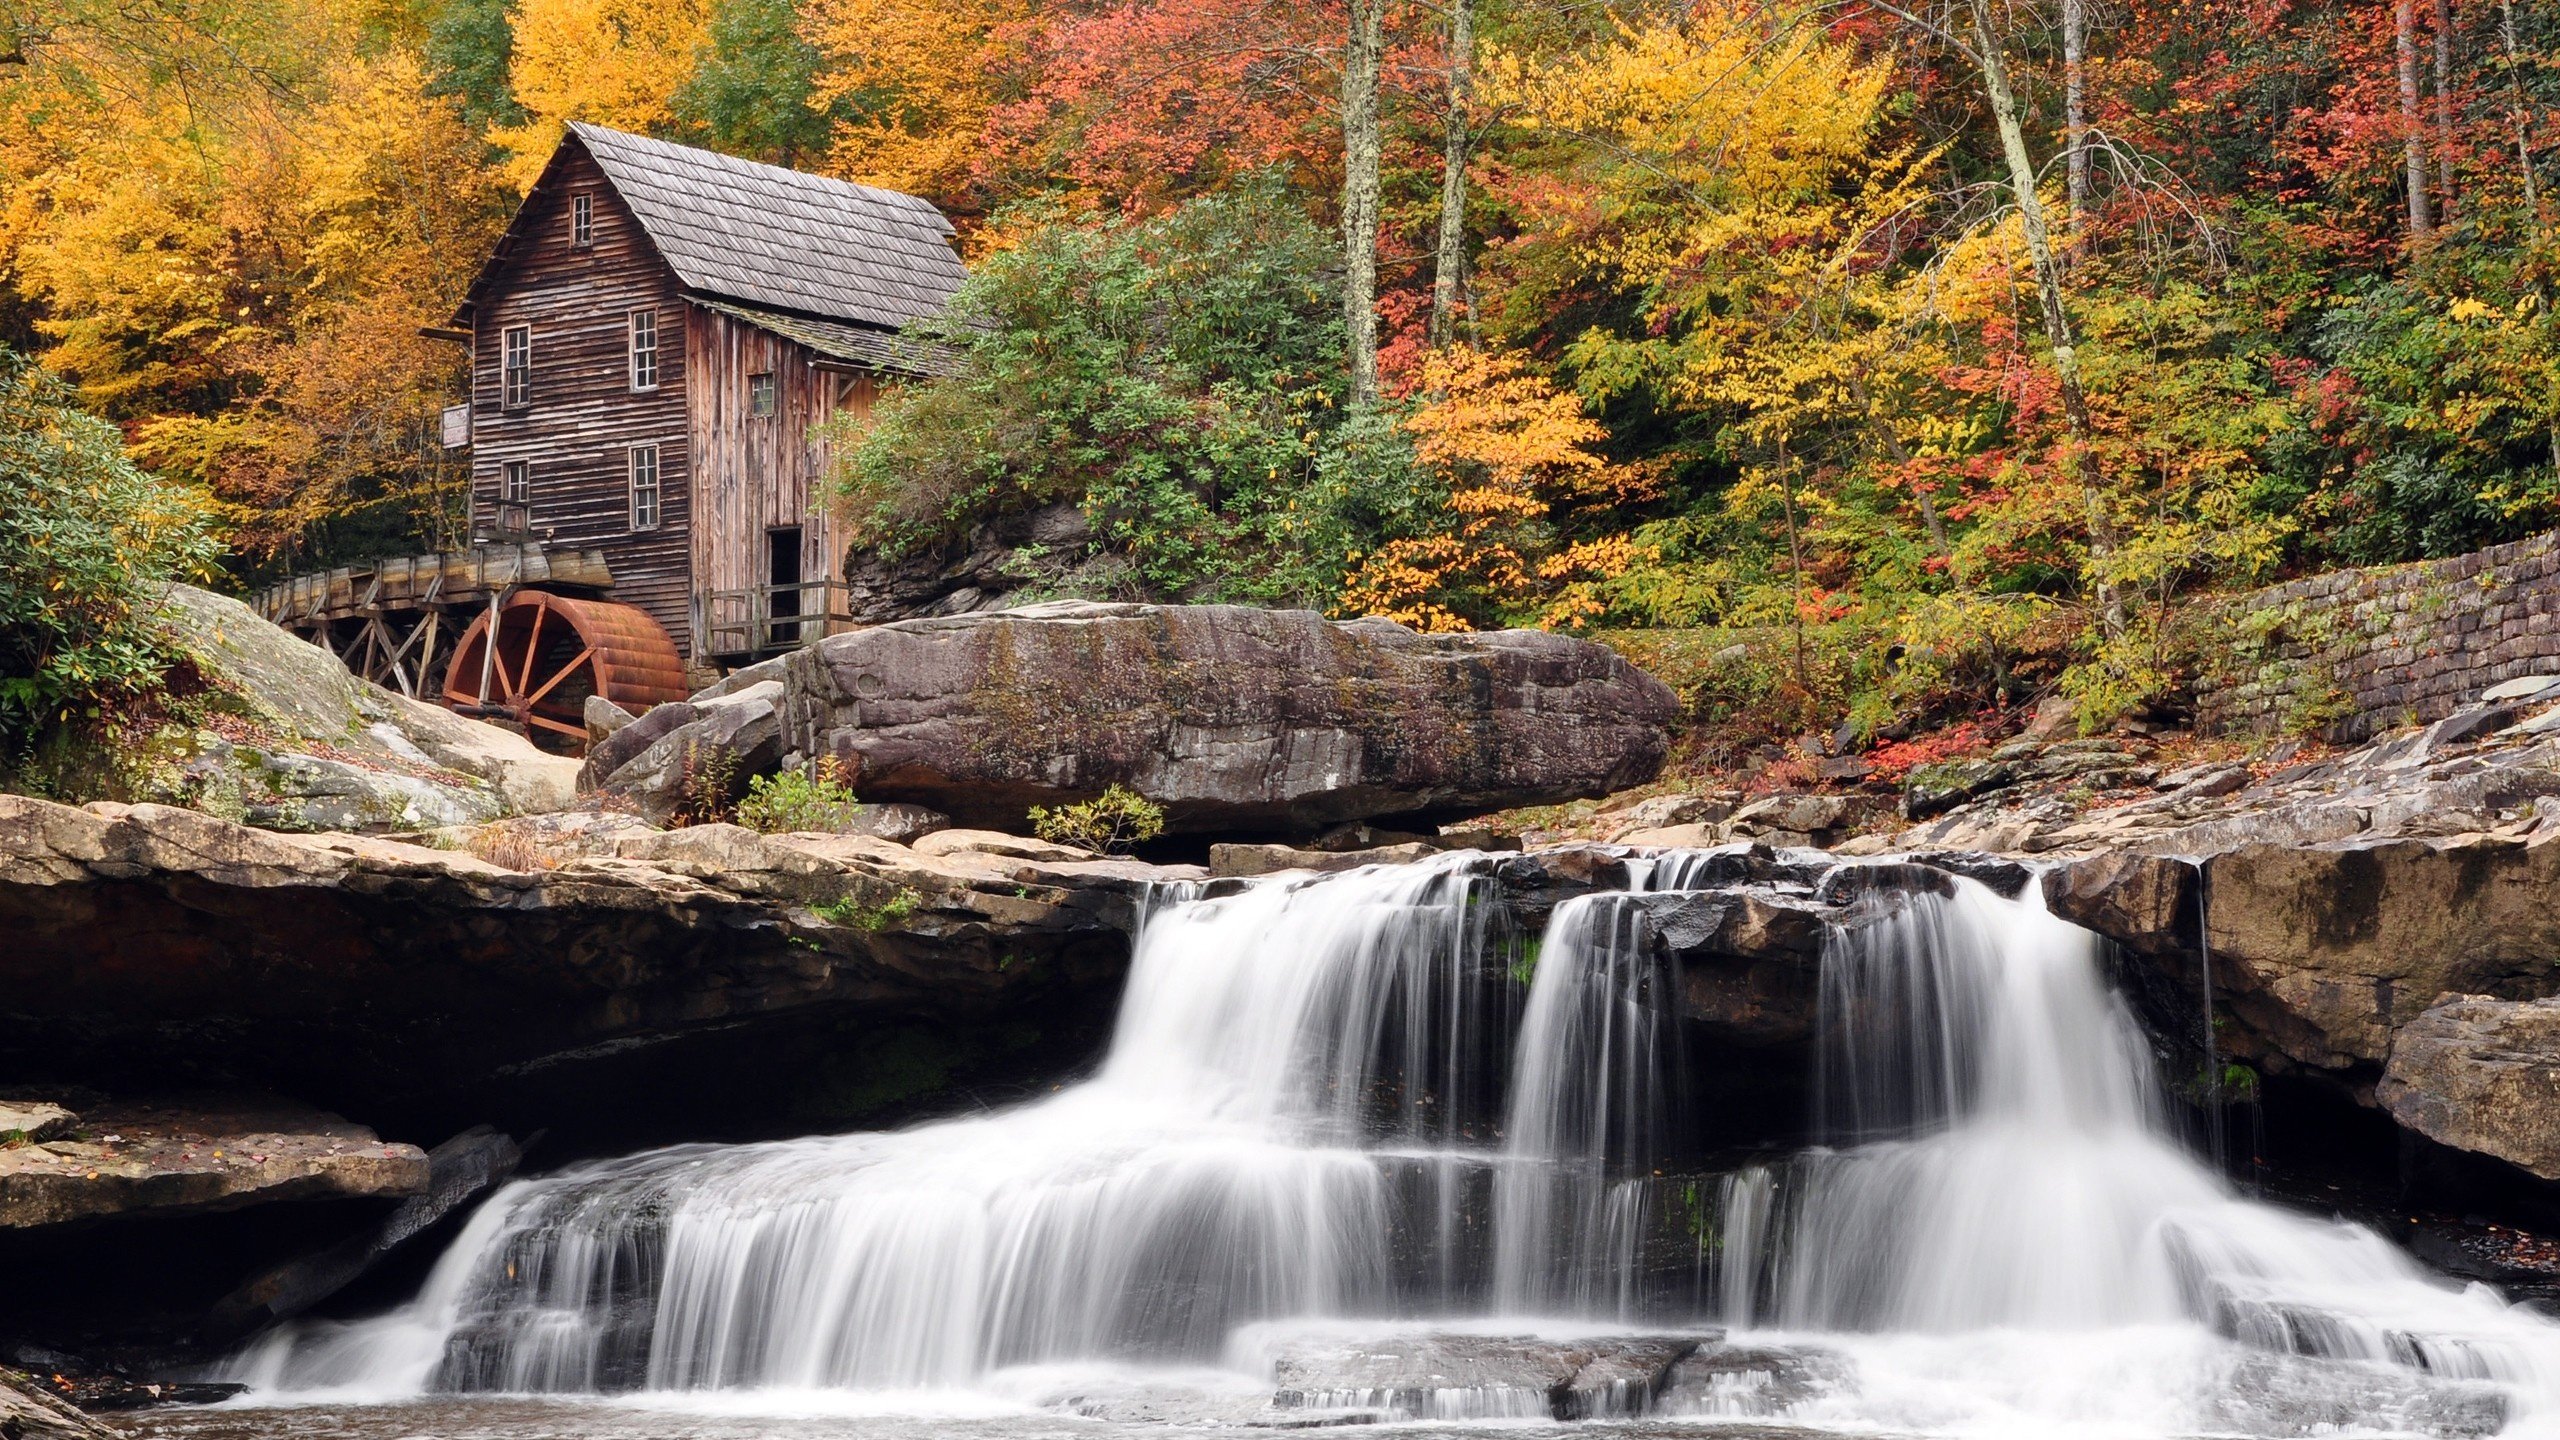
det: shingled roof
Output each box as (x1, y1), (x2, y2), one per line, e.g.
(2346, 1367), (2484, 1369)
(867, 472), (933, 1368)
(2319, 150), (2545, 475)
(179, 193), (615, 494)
(693, 300), (967, 378)
(459, 124), (967, 337)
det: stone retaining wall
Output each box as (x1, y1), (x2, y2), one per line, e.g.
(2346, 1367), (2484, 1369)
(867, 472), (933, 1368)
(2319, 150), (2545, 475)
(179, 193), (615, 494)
(2195, 531), (2560, 741)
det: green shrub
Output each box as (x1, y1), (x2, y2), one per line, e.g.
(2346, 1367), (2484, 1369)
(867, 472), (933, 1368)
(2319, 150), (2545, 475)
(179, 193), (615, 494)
(824, 185), (1424, 609)
(735, 756), (861, 833)
(813, 884), (923, 931)
(1027, 783), (1166, 854)
(0, 346), (220, 749)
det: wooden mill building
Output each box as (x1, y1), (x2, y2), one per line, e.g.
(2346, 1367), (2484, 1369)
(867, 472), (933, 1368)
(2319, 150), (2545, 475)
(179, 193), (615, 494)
(255, 125), (966, 743)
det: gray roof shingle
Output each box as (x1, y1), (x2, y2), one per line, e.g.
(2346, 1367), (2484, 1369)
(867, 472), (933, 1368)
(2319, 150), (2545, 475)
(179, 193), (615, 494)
(569, 123), (967, 333)
(693, 300), (968, 378)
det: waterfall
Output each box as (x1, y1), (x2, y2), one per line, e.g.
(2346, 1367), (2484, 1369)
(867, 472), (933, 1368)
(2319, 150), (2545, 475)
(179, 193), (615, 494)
(1489, 892), (1685, 1316)
(232, 851), (2560, 1436)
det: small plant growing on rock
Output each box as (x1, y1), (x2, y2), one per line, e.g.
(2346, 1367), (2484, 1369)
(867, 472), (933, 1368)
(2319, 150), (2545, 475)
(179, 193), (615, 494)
(464, 827), (558, 872)
(736, 756), (861, 834)
(674, 741), (741, 826)
(1027, 784), (1166, 854)
(814, 884), (924, 931)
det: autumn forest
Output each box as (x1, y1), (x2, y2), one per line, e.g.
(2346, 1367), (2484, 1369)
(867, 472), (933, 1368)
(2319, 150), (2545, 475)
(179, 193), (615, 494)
(3, 0), (2557, 749)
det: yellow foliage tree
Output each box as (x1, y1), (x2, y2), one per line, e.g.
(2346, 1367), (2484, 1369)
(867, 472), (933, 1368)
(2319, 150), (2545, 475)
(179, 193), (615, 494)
(492, 0), (716, 190)
(801, 0), (1030, 206)
(4, 2), (509, 563)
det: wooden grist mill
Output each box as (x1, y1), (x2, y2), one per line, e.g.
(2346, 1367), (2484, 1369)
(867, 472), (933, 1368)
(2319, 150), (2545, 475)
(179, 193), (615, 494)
(249, 123), (965, 751)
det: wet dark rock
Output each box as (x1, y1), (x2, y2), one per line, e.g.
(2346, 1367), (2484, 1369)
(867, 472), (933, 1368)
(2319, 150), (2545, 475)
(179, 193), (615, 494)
(781, 601), (1678, 836)
(1814, 862), (1955, 905)
(1900, 850), (2035, 897)
(1622, 869), (1941, 1047)
(15, 1369), (245, 1415)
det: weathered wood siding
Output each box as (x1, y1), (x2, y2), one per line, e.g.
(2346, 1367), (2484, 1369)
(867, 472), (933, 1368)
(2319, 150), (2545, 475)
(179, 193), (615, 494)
(469, 144), (694, 654)
(686, 305), (878, 626)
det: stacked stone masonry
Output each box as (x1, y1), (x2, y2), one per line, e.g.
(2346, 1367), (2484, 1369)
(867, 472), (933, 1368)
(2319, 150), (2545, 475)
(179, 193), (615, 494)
(2194, 530), (2560, 742)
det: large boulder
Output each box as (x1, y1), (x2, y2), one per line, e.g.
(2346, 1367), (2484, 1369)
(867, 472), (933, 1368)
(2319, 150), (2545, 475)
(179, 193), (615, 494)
(580, 680), (786, 822)
(2379, 995), (2560, 1180)
(780, 602), (1678, 835)
(121, 585), (580, 831)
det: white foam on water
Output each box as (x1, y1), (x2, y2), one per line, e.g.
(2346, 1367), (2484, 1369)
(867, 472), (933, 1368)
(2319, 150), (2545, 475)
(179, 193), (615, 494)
(229, 852), (2560, 1436)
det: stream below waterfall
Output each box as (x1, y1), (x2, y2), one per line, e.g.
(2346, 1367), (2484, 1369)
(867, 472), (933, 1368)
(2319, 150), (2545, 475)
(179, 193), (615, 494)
(199, 850), (2560, 1438)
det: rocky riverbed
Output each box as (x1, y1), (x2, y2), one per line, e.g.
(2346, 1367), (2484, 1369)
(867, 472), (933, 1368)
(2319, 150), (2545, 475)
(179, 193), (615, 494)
(18, 588), (2560, 1421)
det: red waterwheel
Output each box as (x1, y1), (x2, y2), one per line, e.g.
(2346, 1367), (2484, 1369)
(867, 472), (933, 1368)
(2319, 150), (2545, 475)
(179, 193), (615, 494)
(443, 592), (689, 750)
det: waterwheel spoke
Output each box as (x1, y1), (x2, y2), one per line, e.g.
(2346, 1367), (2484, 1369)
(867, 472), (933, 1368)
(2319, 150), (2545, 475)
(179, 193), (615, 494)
(490, 612), (521, 701)
(515, 603), (549, 697)
(519, 646), (595, 714)
(524, 713), (588, 740)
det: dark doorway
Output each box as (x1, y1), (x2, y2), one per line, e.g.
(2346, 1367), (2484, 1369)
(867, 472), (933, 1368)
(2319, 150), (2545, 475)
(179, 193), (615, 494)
(768, 526), (803, 648)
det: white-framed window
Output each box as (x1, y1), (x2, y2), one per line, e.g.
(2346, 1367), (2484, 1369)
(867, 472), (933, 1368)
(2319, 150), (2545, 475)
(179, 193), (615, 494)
(629, 444), (661, 531)
(571, 191), (593, 247)
(628, 309), (659, 391)
(749, 371), (776, 417)
(501, 459), (529, 503)
(501, 324), (531, 409)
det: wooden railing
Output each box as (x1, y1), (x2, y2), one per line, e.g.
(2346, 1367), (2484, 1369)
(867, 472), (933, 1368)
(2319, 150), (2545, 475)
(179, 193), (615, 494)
(693, 581), (858, 660)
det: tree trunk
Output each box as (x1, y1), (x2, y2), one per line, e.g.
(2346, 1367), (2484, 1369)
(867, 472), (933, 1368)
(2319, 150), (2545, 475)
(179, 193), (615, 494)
(2499, 0), (2541, 215)
(1340, 0), (1386, 404)
(1847, 372), (1949, 554)
(1966, 0), (2121, 633)
(2400, 0), (2436, 236)
(1428, 0), (1475, 348)
(2063, 0), (2091, 233)
(2434, 0), (2458, 219)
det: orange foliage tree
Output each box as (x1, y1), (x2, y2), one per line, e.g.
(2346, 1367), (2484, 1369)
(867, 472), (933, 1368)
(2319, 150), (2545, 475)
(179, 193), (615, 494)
(1339, 346), (1658, 631)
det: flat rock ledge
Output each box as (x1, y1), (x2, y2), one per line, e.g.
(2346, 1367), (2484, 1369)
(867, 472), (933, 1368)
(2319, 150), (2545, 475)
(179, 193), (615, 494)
(0, 794), (1177, 1119)
(0, 1095), (424, 1229)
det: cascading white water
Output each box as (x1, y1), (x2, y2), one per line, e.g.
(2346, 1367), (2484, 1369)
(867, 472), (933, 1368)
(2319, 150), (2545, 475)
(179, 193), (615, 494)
(235, 862), (1520, 1397)
(1489, 892), (1683, 1315)
(234, 849), (2560, 1437)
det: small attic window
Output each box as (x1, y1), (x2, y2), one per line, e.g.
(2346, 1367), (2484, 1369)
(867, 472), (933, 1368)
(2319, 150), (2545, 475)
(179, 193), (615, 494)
(749, 372), (776, 417)
(571, 192), (593, 247)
